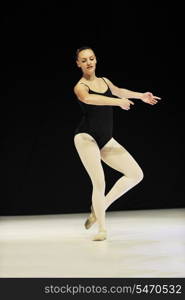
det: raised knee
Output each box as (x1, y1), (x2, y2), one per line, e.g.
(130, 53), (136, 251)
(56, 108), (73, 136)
(134, 168), (144, 183)
(126, 168), (144, 185)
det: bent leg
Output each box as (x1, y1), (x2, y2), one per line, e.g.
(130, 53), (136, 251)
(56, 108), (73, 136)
(74, 133), (107, 238)
(100, 138), (144, 211)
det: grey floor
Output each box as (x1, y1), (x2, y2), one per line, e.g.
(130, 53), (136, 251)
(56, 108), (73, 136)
(0, 208), (185, 277)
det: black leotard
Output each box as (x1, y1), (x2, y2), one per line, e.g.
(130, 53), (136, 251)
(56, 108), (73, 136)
(74, 77), (117, 149)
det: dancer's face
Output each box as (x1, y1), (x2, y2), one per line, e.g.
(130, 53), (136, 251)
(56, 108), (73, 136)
(76, 49), (97, 75)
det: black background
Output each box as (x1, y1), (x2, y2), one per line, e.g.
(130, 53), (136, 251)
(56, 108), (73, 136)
(0, 1), (184, 215)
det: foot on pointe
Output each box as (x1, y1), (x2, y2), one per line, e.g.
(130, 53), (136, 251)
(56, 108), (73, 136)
(84, 205), (97, 229)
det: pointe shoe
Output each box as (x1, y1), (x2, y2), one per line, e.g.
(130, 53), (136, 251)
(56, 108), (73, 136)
(92, 230), (107, 241)
(84, 205), (97, 229)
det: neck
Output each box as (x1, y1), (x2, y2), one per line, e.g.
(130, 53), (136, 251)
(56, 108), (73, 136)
(82, 73), (96, 81)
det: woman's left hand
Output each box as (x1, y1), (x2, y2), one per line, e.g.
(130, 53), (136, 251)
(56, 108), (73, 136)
(141, 92), (161, 105)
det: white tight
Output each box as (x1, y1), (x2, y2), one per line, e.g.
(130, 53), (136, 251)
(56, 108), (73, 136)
(74, 133), (144, 233)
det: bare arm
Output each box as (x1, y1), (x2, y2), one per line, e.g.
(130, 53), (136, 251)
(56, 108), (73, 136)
(117, 88), (143, 99)
(74, 84), (134, 109)
(103, 77), (161, 104)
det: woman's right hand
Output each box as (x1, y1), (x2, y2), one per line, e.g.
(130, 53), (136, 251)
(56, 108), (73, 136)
(119, 98), (134, 110)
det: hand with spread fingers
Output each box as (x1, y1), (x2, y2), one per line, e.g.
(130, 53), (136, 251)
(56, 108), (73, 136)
(141, 92), (161, 105)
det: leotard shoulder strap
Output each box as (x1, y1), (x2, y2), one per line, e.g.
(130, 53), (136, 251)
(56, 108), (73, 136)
(79, 82), (90, 90)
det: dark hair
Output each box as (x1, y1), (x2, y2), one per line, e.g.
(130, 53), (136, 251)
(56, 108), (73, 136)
(76, 46), (94, 60)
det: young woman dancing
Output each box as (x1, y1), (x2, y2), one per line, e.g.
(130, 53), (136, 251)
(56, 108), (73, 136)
(73, 46), (161, 241)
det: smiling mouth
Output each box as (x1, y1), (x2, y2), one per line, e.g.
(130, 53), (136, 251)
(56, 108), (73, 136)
(87, 66), (93, 69)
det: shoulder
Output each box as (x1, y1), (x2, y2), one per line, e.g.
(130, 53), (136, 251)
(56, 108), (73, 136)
(102, 76), (109, 82)
(102, 77), (114, 86)
(73, 81), (90, 103)
(102, 77), (117, 87)
(74, 81), (89, 94)
(102, 77), (120, 95)
(102, 76), (109, 83)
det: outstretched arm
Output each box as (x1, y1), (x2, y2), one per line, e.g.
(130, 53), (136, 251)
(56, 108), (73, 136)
(74, 83), (134, 110)
(103, 77), (161, 105)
